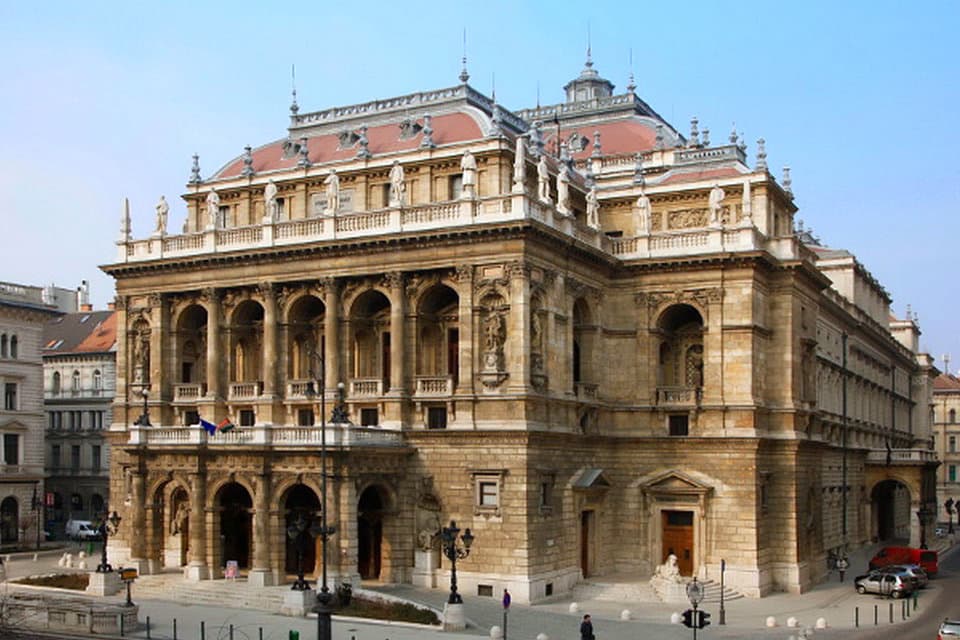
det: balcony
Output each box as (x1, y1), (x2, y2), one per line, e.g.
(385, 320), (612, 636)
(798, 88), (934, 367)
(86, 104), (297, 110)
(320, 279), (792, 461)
(414, 375), (455, 397)
(350, 378), (384, 397)
(127, 424), (403, 448)
(173, 383), (206, 402)
(286, 379), (314, 400)
(656, 386), (701, 407)
(575, 382), (598, 401)
(228, 381), (263, 401)
(866, 448), (939, 466)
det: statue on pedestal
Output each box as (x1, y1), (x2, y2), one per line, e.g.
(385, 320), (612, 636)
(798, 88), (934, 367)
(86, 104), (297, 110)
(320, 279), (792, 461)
(537, 155), (551, 204)
(206, 189), (221, 229)
(652, 553), (683, 583)
(264, 180), (279, 222)
(708, 183), (726, 225)
(154, 196), (169, 236)
(586, 186), (600, 230)
(324, 170), (340, 214)
(556, 165), (571, 214)
(635, 189), (651, 235)
(460, 150), (477, 198)
(389, 161), (406, 207)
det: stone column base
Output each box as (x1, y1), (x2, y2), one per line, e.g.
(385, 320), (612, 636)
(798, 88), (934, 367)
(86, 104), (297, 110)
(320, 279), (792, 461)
(86, 571), (123, 596)
(442, 602), (466, 631)
(281, 588), (316, 617)
(412, 550), (438, 588)
(247, 568), (275, 587)
(183, 562), (209, 581)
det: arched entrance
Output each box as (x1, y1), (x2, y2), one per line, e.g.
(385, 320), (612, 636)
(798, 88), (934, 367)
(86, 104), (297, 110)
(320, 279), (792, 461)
(357, 486), (388, 580)
(282, 484), (321, 576)
(872, 479), (911, 543)
(0, 497), (18, 543)
(217, 483), (252, 570)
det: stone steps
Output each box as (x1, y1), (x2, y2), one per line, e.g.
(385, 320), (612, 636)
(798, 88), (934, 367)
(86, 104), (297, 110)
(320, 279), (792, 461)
(697, 579), (744, 604)
(133, 575), (288, 611)
(573, 578), (658, 602)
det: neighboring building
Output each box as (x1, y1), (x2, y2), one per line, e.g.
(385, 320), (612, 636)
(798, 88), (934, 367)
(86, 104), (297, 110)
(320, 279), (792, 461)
(933, 370), (960, 525)
(42, 307), (116, 535)
(0, 282), (62, 547)
(101, 57), (938, 600)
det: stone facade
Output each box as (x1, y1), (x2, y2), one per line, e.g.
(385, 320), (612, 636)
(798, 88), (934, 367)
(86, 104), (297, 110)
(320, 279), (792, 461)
(101, 59), (938, 601)
(933, 371), (960, 526)
(0, 282), (63, 546)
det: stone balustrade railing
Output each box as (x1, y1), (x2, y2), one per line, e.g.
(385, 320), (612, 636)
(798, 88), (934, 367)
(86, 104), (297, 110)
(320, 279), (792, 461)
(865, 448), (939, 465)
(575, 382), (599, 401)
(350, 378), (384, 397)
(173, 383), (206, 401)
(127, 424), (403, 448)
(415, 375), (455, 396)
(228, 381), (263, 400)
(286, 379), (313, 399)
(656, 386), (701, 406)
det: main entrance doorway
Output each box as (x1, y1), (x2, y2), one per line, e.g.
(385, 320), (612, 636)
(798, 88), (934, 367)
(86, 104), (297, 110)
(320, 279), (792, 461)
(357, 486), (386, 580)
(662, 510), (694, 576)
(217, 483), (252, 569)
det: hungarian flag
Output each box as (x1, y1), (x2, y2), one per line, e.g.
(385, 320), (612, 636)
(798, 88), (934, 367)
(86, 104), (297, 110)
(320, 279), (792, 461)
(217, 418), (236, 433)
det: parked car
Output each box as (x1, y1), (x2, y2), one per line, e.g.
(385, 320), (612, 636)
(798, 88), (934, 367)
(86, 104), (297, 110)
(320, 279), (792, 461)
(854, 570), (914, 598)
(64, 520), (99, 541)
(868, 546), (938, 577)
(878, 563), (928, 588)
(938, 618), (960, 639)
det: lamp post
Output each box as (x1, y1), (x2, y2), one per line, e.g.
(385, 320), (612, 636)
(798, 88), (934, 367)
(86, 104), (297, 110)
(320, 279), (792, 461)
(136, 387), (151, 427)
(440, 520), (474, 604)
(31, 484), (41, 551)
(95, 510), (122, 573)
(306, 350), (343, 640)
(686, 576), (705, 640)
(946, 498), (955, 535)
(287, 512), (314, 591)
(917, 505), (932, 550)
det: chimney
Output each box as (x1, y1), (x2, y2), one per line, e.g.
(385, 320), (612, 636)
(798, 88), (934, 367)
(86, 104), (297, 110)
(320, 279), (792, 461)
(107, 302), (116, 311)
(80, 303), (93, 312)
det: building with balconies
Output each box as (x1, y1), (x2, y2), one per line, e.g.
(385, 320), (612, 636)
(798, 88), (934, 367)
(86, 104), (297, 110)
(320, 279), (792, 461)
(42, 307), (116, 535)
(100, 56), (938, 600)
(0, 282), (62, 547)
(933, 371), (960, 525)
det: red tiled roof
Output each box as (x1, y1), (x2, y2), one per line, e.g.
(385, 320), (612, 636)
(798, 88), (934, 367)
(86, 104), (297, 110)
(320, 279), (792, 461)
(657, 167), (744, 185)
(567, 118), (658, 160)
(934, 373), (960, 391)
(213, 112), (485, 179)
(75, 312), (116, 353)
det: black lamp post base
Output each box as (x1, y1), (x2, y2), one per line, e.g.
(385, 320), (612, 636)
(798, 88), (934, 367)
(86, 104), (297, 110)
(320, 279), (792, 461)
(315, 589), (334, 640)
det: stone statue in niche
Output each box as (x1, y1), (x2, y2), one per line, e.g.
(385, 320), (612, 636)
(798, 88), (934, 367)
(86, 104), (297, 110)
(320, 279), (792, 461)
(537, 155), (551, 204)
(586, 186), (600, 229)
(635, 188), (651, 235)
(482, 310), (505, 371)
(133, 330), (150, 384)
(324, 170), (340, 214)
(460, 150), (477, 198)
(556, 164), (571, 214)
(708, 183), (725, 225)
(171, 502), (189, 535)
(264, 180), (279, 222)
(389, 161), (406, 207)
(512, 136), (526, 192)
(206, 189), (221, 229)
(154, 196), (169, 236)
(416, 511), (441, 551)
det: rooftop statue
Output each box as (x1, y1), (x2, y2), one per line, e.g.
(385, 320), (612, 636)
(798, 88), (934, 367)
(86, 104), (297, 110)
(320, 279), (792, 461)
(537, 155), (551, 204)
(154, 196), (168, 236)
(324, 170), (340, 214)
(389, 161), (406, 207)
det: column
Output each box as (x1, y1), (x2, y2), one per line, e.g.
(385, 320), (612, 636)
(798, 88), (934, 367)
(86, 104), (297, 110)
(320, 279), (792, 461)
(335, 474), (357, 585)
(128, 469), (148, 572)
(388, 272), (406, 395)
(186, 472), (209, 580)
(248, 472), (274, 586)
(261, 283), (277, 397)
(455, 265), (474, 394)
(114, 296), (130, 423)
(151, 295), (169, 423)
(322, 279), (340, 392)
(507, 261), (531, 393)
(204, 288), (220, 399)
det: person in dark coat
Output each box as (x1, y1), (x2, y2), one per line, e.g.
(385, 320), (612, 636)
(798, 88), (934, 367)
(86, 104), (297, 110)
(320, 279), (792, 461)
(580, 613), (595, 640)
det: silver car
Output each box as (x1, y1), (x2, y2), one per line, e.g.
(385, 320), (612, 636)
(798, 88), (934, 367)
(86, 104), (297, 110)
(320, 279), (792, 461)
(878, 564), (927, 588)
(938, 618), (960, 638)
(854, 570), (913, 598)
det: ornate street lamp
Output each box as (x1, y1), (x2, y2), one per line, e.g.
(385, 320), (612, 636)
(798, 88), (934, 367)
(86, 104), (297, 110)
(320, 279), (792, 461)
(95, 510), (122, 573)
(136, 387), (151, 427)
(286, 512), (315, 591)
(686, 576), (705, 640)
(917, 505), (933, 549)
(440, 520), (475, 604)
(946, 497), (955, 535)
(305, 350), (345, 640)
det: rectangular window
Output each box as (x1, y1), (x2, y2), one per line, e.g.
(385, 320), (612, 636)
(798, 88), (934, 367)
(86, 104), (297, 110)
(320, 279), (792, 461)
(381, 183), (392, 208)
(51, 444), (61, 468)
(3, 383), (16, 410)
(668, 414), (689, 436)
(427, 406), (448, 429)
(950, 465), (957, 483)
(297, 408), (315, 426)
(448, 174), (463, 200)
(950, 436), (956, 453)
(184, 410), (199, 426)
(91, 445), (101, 471)
(53, 411), (62, 429)
(3, 434), (19, 465)
(479, 481), (499, 507)
(239, 409), (255, 427)
(71, 445), (80, 470)
(360, 408), (379, 427)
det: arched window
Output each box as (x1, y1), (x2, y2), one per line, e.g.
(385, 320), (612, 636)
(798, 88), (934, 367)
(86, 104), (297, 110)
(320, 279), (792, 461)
(52, 372), (61, 394)
(72, 370), (81, 391)
(0, 334), (6, 358)
(9, 335), (17, 359)
(92, 370), (102, 391)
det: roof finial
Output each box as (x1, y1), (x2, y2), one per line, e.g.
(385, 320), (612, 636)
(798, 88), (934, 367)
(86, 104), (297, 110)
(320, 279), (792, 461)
(702, 127), (710, 147)
(729, 123), (738, 145)
(491, 72), (496, 102)
(420, 114), (436, 149)
(782, 166), (793, 198)
(944, 353), (951, 375)
(188, 153), (201, 184)
(689, 117), (700, 147)
(297, 137), (311, 168)
(536, 81), (541, 108)
(290, 64), (299, 116)
(241, 145), (255, 177)
(626, 48), (636, 94)
(755, 138), (768, 172)
(459, 28), (470, 84)
(585, 22), (593, 69)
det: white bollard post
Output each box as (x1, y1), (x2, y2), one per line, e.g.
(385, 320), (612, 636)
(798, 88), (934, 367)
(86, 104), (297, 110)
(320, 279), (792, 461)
(765, 616), (777, 627)
(671, 612), (682, 624)
(815, 617), (827, 629)
(489, 624), (503, 639)
(620, 609), (631, 621)
(568, 602), (579, 613)
(787, 616), (799, 628)
(536, 634), (549, 640)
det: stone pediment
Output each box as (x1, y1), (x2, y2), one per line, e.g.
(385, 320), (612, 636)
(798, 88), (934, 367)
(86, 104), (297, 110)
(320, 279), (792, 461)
(639, 470), (712, 498)
(571, 467), (611, 492)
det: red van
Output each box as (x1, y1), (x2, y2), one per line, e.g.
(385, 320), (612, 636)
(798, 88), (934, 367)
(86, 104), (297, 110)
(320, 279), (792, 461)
(869, 547), (938, 577)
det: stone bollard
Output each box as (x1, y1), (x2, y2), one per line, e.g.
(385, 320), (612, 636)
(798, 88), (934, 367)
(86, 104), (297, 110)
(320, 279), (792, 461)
(489, 625), (503, 639)
(787, 616), (799, 628)
(77, 558), (88, 570)
(65, 553), (74, 568)
(32, 553), (38, 562)
(765, 616), (777, 627)
(568, 602), (579, 613)
(671, 612), (682, 624)
(58, 553), (67, 568)
(536, 634), (549, 640)
(815, 617), (827, 629)
(620, 609), (631, 621)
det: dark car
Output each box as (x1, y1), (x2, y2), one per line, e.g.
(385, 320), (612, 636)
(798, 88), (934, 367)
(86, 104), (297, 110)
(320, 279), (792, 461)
(854, 570), (913, 598)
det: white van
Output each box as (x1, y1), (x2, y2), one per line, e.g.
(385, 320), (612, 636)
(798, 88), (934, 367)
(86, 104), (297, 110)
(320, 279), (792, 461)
(65, 520), (99, 541)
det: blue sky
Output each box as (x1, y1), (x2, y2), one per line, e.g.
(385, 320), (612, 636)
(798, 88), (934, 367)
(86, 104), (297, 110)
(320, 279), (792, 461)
(1, 1), (957, 366)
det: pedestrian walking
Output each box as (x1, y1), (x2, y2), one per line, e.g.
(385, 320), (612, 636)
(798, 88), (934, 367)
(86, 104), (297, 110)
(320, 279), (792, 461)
(580, 613), (595, 640)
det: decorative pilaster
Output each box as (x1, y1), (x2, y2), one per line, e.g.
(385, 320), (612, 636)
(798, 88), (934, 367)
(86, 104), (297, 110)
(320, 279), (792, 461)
(186, 472), (209, 581)
(320, 278), (340, 392)
(260, 282), (278, 397)
(127, 470), (147, 571)
(249, 472), (274, 587)
(202, 288), (220, 399)
(386, 272), (406, 395)
(454, 265), (475, 394)
(506, 261), (531, 393)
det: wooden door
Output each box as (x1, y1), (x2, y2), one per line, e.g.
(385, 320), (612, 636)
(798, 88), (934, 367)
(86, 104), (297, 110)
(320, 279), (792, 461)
(661, 510), (694, 576)
(580, 510), (593, 577)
